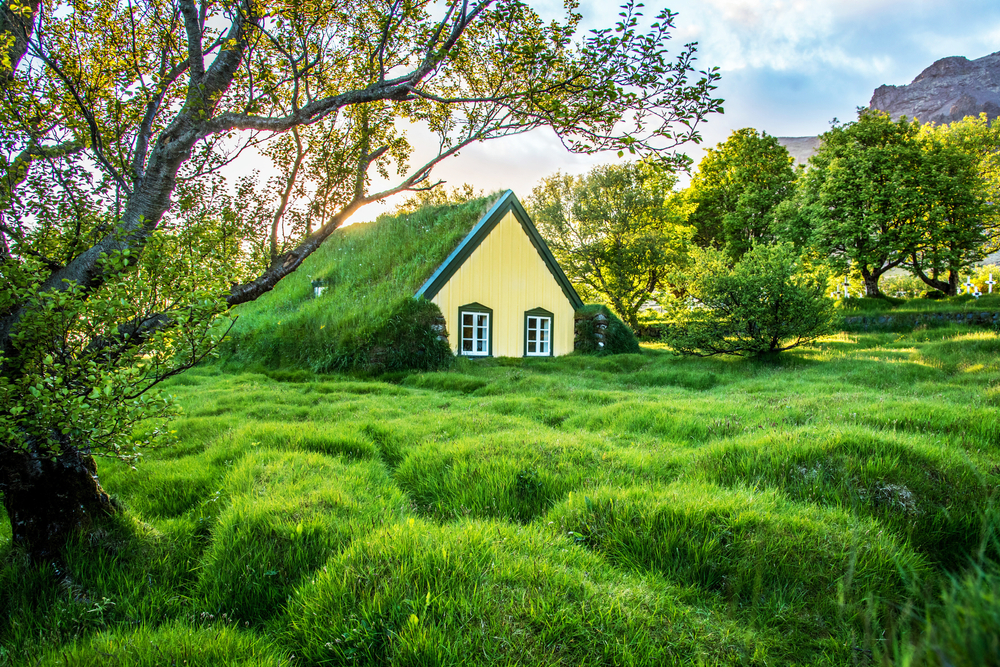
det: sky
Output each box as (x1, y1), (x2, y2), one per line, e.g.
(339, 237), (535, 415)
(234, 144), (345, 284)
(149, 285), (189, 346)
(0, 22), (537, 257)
(349, 0), (1000, 222)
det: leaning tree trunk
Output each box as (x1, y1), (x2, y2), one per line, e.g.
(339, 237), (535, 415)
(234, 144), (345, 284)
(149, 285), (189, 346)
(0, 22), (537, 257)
(0, 446), (118, 562)
(910, 258), (959, 296)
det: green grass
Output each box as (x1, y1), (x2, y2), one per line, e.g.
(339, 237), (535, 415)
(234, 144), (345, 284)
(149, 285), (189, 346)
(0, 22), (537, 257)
(3, 324), (1000, 665)
(222, 194), (502, 372)
(841, 293), (1000, 315)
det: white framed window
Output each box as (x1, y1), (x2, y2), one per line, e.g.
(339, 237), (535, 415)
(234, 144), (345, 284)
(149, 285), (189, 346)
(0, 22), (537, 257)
(459, 303), (492, 356)
(524, 308), (553, 357)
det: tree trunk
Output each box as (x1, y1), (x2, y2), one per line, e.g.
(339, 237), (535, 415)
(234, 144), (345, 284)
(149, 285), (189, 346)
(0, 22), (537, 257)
(0, 446), (118, 562)
(910, 257), (959, 296)
(860, 268), (883, 299)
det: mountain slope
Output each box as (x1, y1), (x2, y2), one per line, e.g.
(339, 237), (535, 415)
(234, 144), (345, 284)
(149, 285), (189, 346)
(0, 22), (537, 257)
(871, 51), (1000, 124)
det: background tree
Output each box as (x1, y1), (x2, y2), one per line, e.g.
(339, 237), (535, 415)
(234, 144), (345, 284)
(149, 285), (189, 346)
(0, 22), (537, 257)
(662, 242), (834, 357)
(0, 0), (724, 561)
(907, 115), (1000, 294)
(686, 128), (797, 261)
(790, 110), (927, 298)
(906, 133), (993, 294)
(528, 162), (692, 329)
(786, 110), (995, 298)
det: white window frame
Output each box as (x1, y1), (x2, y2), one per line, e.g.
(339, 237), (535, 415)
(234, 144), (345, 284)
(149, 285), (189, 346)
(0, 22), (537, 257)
(459, 304), (492, 356)
(524, 309), (553, 357)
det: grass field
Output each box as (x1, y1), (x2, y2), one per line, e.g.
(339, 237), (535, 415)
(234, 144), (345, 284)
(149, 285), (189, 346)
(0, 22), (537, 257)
(2, 323), (999, 665)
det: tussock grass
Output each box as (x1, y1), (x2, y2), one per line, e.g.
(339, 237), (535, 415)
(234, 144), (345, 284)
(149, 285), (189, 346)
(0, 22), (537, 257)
(285, 519), (758, 666)
(545, 483), (929, 616)
(3, 318), (1000, 665)
(33, 622), (290, 666)
(395, 430), (682, 523)
(196, 451), (407, 624)
(690, 426), (998, 567)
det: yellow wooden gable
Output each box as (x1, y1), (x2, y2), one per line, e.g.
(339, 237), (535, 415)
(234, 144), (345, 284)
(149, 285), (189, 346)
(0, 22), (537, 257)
(414, 191), (583, 357)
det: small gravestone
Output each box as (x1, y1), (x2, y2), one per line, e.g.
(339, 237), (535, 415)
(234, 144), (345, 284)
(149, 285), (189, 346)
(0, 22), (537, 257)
(987, 274), (996, 294)
(964, 277), (975, 295)
(842, 278), (851, 299)
(594, 313), (608, 348)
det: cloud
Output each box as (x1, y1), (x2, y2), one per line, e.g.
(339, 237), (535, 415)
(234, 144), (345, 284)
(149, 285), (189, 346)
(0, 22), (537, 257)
(345, 1), (1000, 221)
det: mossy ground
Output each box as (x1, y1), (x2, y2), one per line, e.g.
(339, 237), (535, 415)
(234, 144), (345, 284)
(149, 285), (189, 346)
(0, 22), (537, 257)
(2, 325), (999, 665)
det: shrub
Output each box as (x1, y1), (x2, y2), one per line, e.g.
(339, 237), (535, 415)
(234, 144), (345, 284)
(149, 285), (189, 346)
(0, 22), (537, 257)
(573, 304), (640, 354)
(663, 243), (835, 357)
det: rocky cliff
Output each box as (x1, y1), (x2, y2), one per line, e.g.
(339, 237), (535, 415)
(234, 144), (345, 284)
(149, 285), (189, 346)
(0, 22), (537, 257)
(870, 51), (1000, 124)
(775, 136), (822, 166)
(774, 52), (1000, 167)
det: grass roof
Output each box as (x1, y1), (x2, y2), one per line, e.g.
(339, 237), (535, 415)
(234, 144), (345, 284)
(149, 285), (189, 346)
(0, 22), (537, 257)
(223, 193), (503, 373)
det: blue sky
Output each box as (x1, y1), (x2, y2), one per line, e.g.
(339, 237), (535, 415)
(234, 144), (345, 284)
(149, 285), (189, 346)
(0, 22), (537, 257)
(351, 0), (1000, 221)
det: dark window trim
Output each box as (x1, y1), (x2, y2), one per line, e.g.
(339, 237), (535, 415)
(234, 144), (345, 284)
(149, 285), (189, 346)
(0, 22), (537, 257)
(524, 307), (554, 357)
(458, 302), (493, 357)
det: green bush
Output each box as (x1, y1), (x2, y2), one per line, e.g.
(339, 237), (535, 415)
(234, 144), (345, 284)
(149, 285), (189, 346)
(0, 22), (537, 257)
(573, 304), (640, 354)
(663, 243), (835, 357)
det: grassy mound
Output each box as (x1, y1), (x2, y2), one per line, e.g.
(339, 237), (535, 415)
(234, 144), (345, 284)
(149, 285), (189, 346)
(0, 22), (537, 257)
(394, 430), (681, 523)
(34, 622), (290, 666)
(5, 318), (1000, 665)
(223, 194), (502, 372)
(196, 451), (407, 625)
(284, 519), (757, 666)
(690, 426), (999, 567)
(545, 483), (929, 619)
(573, 304), (640, 354)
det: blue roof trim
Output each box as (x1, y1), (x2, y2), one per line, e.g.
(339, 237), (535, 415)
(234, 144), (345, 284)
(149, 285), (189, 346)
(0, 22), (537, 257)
(414, 190), (584, 309)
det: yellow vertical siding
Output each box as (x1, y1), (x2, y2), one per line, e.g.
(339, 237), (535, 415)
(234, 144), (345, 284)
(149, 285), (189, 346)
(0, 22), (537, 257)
(431, 211), (576, 357)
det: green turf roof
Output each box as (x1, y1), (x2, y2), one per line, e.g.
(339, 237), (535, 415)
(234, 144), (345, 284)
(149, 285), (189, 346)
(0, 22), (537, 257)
(222, 193), (504, 371)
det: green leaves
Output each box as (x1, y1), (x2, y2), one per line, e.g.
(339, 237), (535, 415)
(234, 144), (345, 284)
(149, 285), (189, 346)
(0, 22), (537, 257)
(663, 243), (834, 357)
(687, 128), (798, 261)
(528, 162), (694, 328)
(0, 231), (234, 461)
(792, 109), (993, 296)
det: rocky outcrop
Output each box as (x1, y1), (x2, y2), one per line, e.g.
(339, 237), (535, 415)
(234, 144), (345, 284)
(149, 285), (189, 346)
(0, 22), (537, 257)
(870, 51), (1000, 124)
(775, 136), (822, 166)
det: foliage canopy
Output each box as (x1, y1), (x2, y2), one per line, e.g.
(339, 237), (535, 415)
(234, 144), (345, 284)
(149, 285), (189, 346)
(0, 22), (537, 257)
(528, 162), (692, 329)
(687, 128), (797, 261)
(785, 110), (994, 297)
(663, 242), (834, 357)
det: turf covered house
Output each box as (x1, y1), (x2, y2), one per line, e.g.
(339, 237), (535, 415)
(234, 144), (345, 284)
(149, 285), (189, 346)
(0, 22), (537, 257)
(224, 190), (588, 373)
(415, 190), (583, 358)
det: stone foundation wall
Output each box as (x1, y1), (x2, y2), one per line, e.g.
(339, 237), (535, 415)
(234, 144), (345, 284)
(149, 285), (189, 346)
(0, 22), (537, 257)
(843, 311), (1000, 332)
